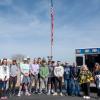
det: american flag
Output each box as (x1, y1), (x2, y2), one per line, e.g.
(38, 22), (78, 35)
(51, 0), (54, 46)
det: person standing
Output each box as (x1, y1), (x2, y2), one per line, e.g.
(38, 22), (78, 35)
(53, 61), (64, 96)
(47, 61), (55, 95)
(37, 58), (42, 93)
(71, 63), (81, 96)
(64, 62), (71, 96)
(78, 65), (93, 99)
(29, 59), (39, 93)
(94, 63), (100, 99)
(0, 58), (10, 100)
(17, 58), (31, 96)
(9, 60), (19, 96)
(39, 60), (49, 94)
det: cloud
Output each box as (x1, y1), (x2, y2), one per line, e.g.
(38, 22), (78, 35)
(0, 0), (50, 37)
(0, 0), (51, 59)
(0, 0), (13, 5)
(0, 0), (100, 63)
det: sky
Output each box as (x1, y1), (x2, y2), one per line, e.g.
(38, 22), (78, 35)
(0, 0), (100, 63)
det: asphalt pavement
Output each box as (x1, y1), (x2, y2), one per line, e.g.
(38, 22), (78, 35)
(9, 93), (98, 100)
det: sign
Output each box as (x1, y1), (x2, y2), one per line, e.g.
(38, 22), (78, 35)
(76, 49), (84, 54)
(76, 48), (100, 54)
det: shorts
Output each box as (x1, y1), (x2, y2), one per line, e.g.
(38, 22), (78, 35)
(48, 77), (54, 84)
(20, 75), (30, 84)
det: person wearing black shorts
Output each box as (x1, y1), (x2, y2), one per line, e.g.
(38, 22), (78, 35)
(47, 61), (55, 95)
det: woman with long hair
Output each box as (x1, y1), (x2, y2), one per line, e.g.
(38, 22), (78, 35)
(0, 58), (10, 100)
(78, 65), (93, 99)
(94, 63), (100, 99)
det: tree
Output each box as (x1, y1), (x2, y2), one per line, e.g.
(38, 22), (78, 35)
(12, 54), (26, 63)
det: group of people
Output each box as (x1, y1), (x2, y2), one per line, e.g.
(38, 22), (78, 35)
(0, 57), (100, 100)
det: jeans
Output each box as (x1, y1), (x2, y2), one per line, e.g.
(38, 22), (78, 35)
(64, 79), (70, 95)
(0, 81), (7, 97)
(73, 80), (80, 96)
(69, 78), (75, 95)
(96, 84), (100, 97)
(97, 88), (100, 97)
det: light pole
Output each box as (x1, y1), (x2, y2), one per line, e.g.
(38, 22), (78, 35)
(47, 56), (53, 61)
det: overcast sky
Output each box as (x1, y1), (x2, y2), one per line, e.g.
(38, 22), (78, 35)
(0, 0), (100, 63)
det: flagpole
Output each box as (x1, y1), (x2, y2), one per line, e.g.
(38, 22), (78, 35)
(51, 38), (53, 60)
(50, 0), (54, 61)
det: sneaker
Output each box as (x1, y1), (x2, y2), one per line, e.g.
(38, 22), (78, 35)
(4, 96), (8, 99)
(21, 91), (23, 95)
(53, 92), (58, 96)
(17, 92), (21, 97)
(83, 96), (86, 99)
(1, 97), (5, 100)
(9, 93), (12, 97)
(38, 90), (42, 94)
(35, 90), (38, 93)
(85, 96), (90, 99)
(47, 92), (51, 95)
(64, 93), (68, 96)
(59, 93), (63, 96)
(25, 92), (31, 96)
(51, 89), (54, 94)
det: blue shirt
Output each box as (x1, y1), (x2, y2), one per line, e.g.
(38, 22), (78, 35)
(64, 66), (71, 80)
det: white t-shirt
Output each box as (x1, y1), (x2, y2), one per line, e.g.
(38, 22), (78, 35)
(54, 66), (64, 77)
(96, 75), (100, 88)
(0, 65), (10, 81)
